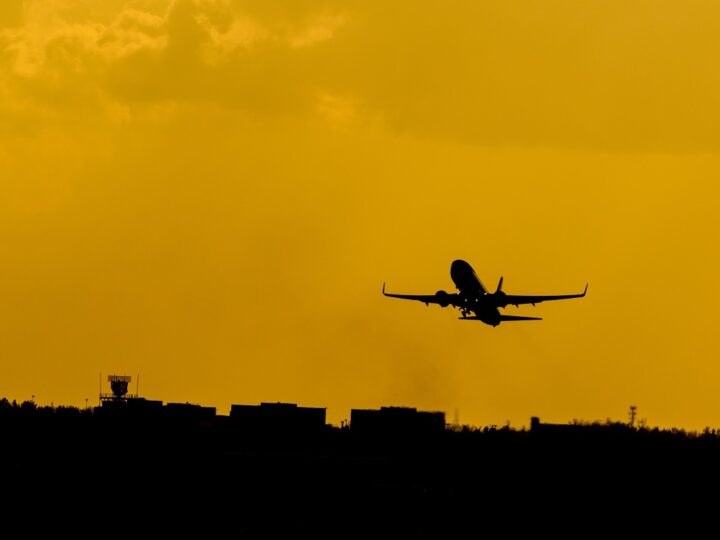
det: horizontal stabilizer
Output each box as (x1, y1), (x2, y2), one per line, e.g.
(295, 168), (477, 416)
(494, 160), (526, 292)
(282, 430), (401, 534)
(459, 315), (542, 322)
(500, 315), (542, 321)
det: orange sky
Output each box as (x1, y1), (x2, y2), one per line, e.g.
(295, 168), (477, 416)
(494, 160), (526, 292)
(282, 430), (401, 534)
(1, 0), (719, 429)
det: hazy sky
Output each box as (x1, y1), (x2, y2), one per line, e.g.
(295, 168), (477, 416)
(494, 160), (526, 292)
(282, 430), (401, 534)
(2, 0), (719, 428)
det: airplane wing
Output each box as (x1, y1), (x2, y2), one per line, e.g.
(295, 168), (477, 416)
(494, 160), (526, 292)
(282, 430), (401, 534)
(382, 284), (461, 307)
(499, 284), (588, 307)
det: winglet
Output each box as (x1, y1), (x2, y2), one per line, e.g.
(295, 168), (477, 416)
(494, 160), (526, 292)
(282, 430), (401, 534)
(583, 283), (588, 296)
(382, 282), (386, 295)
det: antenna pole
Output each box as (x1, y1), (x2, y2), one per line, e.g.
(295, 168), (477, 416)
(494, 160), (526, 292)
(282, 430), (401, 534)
(629, 405), (637, 428)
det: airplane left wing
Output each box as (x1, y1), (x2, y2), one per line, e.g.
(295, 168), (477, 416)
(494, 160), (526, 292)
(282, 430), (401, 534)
(382, 283), (461, 308)
(498, 284), (588, 307)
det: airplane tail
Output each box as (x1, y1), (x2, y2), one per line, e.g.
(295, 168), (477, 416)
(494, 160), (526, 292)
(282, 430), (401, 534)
(496, 276), (504, 293)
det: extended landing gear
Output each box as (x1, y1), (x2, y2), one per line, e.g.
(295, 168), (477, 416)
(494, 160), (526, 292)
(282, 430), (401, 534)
(460, 308), (471, 319)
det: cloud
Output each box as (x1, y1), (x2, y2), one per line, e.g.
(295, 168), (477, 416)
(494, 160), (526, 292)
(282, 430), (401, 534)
(4, 1), (720, 150)
(200, 14), (268, 55)
(0, 0), (349, 125)
(287, 14), (345, 48)
(324, 1), (720, 152)
(97, 8), (167, 59)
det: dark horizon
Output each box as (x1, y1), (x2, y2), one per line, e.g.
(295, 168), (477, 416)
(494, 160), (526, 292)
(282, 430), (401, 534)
(3, 391), (717, 534)
(4, 394), (720, 436)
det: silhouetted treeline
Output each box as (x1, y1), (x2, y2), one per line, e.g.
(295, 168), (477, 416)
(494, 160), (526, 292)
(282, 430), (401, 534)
(2, 397), (717, 535)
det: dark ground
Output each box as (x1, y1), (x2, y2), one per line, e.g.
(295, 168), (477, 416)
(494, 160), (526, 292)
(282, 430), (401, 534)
(2, 402), (717, 535)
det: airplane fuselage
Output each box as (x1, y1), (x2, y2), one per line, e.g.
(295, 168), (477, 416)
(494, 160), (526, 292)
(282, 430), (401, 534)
(451, 260), (503, 325)
(464, 300), (502, 326)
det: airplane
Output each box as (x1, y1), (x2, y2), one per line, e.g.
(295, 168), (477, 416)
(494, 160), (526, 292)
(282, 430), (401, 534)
(382, 259), (587, 327)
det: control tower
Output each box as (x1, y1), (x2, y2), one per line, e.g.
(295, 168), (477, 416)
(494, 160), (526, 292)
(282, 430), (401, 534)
(100, 374), (138, 404)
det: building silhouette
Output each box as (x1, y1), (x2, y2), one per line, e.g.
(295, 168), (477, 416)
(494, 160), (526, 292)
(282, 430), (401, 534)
(165, 402), (217, 420)
(230, 402), (326, 432)
(351, 406), (446, 436)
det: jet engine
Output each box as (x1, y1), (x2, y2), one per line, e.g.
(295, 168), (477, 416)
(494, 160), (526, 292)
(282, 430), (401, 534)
(435, 290), (450, 307)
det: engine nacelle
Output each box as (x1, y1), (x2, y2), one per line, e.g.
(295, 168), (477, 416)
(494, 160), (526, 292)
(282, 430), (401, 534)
(435, 290), (450, 308)
(494, 290), (507, 308)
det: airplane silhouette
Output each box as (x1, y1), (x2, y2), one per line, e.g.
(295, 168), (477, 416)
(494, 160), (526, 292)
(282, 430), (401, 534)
(383, 259), (587, 327)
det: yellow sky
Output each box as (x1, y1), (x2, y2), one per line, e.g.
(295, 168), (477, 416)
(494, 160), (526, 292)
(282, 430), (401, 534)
(1, 0), (720, 429)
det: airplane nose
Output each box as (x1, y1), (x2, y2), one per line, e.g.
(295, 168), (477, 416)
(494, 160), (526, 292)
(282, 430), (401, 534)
(451, 259), (485, 293)
(451, 259), (471, 271)
(451, 260), (473, 278)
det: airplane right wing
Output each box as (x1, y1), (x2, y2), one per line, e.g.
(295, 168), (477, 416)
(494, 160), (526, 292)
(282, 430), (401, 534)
(499, 284), (588, 307)
(382, 284), (461, 308)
